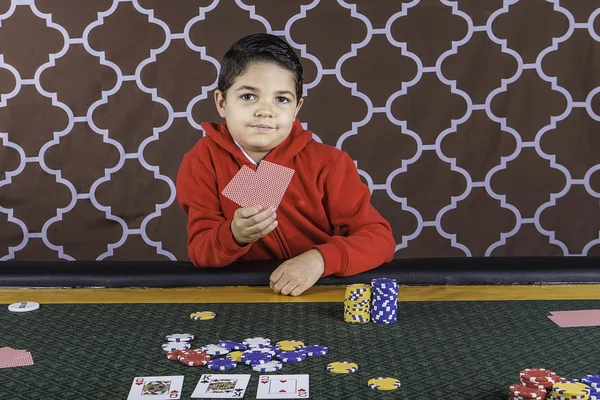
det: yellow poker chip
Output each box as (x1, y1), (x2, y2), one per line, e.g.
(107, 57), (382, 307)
(189, 311), (216, 320)
(226, 351), (243, 362)
(368, 377), (401, 391)
(276, 340), (305, 351)
(327, 361), (358, 374)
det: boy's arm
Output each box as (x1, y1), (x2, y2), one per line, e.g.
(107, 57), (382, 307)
(314, 152), (396, 277)
(176, 153), (251, 267)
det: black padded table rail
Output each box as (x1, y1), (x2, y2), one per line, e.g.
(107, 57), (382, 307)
(2, 300), (600, 399)
(0, 257), (599, 287)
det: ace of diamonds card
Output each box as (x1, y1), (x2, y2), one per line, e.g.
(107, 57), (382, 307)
(256, 375), (309, 399)
(127, 376), (183, 399)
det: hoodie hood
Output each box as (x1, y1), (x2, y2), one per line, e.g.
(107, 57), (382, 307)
(201, 119), (313, 167)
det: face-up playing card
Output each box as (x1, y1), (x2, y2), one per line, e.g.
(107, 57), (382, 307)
(256, 375), (309, 399)
(127, 376), (184, 399)
(191, 374), (251, 398)
(221, 161), (295, 210)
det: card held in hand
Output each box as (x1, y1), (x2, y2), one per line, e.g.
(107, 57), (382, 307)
(222, 161), (295, 210)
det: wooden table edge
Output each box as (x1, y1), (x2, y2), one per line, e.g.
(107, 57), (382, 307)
(1, 284), (600, 304)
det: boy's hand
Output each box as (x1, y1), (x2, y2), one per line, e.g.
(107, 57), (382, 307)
(270, 249), (325, 296)
(231, 206), (278, 246)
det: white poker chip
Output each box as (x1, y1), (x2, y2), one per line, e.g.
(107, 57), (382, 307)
(161, 342), (191, 351)
(165, 333), (194, 342)
(200, 344), (230, 356)
(253, 360), (283, 372)
(242, 337), (271, 348)
(8, 301), (40, 313)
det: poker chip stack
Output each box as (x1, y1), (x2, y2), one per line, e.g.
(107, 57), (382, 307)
(508, 368), (565, 400)
(370, 278), (398, 324)
(343, 284), (372, 323)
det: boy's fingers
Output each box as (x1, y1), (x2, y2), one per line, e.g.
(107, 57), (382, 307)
(250, 207), (276, 225)
(269, 267), (284, 286)
(238, 206), (262, 218)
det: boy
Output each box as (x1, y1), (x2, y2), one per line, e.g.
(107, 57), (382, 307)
(176, 33), (395, 296)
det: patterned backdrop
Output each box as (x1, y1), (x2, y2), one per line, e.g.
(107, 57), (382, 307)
(0, 0), (599, 263)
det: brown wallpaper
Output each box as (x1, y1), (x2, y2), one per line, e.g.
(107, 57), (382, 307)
(0, 0), (599, 262)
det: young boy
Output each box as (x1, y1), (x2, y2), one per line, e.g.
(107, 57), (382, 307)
(176, 33), (396, 296)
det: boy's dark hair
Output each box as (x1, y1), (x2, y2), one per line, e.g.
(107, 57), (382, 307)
(218, 33), (303, 103)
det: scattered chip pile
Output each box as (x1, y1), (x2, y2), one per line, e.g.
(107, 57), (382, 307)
(509, 369), (600, 400)
(163, 334), (328, 374)
(371, 278), (398, 324)
(343, 284), (372, 323)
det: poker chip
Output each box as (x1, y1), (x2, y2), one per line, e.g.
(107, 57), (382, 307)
(189, 311), (216, 320)
(583, 376), (600, 388)
(552, 382), (591, 397)
(276, 340), (305, 351)
(252, 360), (283, 372)
(242, 337), (271, 348)
(299, 345), (328, 357)
(161, 342), (191, 351)
(246, 347), (277, 356)
(207, 359), (237, 371)
(368, 377), (401, 391)
(241, 351), (272, 365)
(178, 349), (211, 367)
(8, 301), (40, 312)
(227, 351), (244, 362)
(166, 350), (181, 360)
(165, 333), (194, 342)
(200, 344), (230, 356)
(509, 383), (547, 399)
(327, 361), (358, 374)
(218, 340), (247, 351)
(520, 369), (560, 383)
(276, 351), (307, 363)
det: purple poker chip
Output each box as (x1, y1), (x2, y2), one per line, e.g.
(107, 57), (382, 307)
(241, 351), (272, 365)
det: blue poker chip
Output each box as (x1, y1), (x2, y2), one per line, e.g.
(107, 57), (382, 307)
(300, 345), (329, 357)
(583, 375), (600, 388)
(276, 351), (307, 363)
(218, 340), (247, 351)
(241, 351), (272, 365)
(165, 333), (194, 342)
(207, 359), (237, 371)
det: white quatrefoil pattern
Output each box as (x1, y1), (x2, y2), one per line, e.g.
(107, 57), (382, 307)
(0, 0), (599, 262)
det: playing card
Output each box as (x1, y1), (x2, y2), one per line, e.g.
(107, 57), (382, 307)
(247, 161), (295, 210)
(548, 309), (600, 327)
(191, 374), (250, 398)
(221, 166), (255, 208)
(127, 376), (184, 399)
(256, 375), (309, 399)
(0, 347), (33, 368)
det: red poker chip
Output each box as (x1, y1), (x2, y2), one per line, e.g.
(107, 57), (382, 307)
(179, 350), (210, 367)
(520, 368), (559, 382)
(509, 384), (546, 398)
(166, 350), (181, 360)
(519, 379), (553, 389)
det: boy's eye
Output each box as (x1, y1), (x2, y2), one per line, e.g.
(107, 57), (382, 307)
(276, 96), (290, 104)
(241, 93), (255, 100)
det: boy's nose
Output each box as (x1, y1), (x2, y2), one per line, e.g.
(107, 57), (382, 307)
(255, 108), (273, 118)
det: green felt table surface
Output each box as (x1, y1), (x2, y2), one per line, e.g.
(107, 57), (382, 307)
(2, 300), (600, 399)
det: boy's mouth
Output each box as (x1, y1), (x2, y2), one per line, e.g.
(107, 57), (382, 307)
(250, 124), (274, 132)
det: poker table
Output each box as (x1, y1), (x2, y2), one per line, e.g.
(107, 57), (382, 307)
(2, 282), (600, 399)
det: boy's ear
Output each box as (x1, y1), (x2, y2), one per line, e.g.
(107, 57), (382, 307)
(294, 97), (304, 119)
(214, 90), (226, 118)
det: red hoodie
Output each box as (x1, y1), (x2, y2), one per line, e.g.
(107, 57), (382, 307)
(176, 119), (396, 277)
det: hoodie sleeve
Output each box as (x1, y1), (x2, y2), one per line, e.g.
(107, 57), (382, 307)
(176, 153), (252, 267)
(314, 152), (396, 277)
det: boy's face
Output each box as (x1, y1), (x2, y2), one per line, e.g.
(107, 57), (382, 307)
(215, 61), (303, 162)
